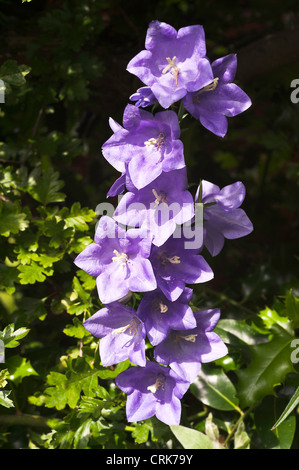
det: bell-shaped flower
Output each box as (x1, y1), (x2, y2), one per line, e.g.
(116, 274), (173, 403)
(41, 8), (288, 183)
(127, 20), (213, 109)
(149, 227), (213, 301)
(83, 302), (146, 367)
(154, 308), (228, 383)
(183, 53), (252, 137)
(101, 104), (185, 189)
(116, 361), (190, 425)
(73, 216), (157, 304)
(113, 168), (194, 246)
(137, 287), (196, 346)
(196, 179), (253, 256)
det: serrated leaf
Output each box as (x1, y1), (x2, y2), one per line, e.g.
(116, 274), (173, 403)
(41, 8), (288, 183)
(170, 425), (217, 449)
(236, 324), (296, 408)
(61, 202), (95, 231)
(18, 262), (47, 284)
(190, 365), (239, 411)
(63, 318), (87, 339)
(28, 168), (65, 205)
(0, 202), (29, 237)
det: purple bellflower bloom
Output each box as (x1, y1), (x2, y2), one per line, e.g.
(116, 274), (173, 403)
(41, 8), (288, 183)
(74, 216), (157, 304)
(130, 86), (158, 108)
(102, 104), (185, 190)
(137, 287), (196, 346)
(196, 180), (253, 256)
(183, 53), (252, 137)
(83, 302), (146, 367)
(154, 308), (228, 383)
(149, 227), (214, 301)
(127, 20), (214, 109)
(113, 167), (194, 247)
(116, 361), (190, 425)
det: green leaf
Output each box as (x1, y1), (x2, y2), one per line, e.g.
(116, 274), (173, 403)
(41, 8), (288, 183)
(271, 386), (299, 430)
(0, 390), (14, 408)
(18, 262), (48, 284)
(6, 355), (38, 385)
(0, 201), (29, 237)
(60, 202), (95, 231)
(63, 318), (87, 339)
(285, 289), (299, 329)
(234, 421), (250, 449)
(190, 365), (239, 411)
(132, 423), (150, 444)
(254, 395), (296, 449)
(236, 324), (296, 408)
(28, 168), (65, 205)
(73, 418), (92, 449)
(170, 425), (218, 449)
(216, 319), (268, 345)
(0, 324), (30, 348)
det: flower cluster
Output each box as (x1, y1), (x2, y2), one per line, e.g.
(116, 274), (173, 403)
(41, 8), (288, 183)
(74, 20), (253, 426)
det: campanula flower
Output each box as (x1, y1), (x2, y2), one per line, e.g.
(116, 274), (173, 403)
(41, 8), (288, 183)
(149, 227), (213, 301)
(154, 308), (228, 383)
(113, 168), (194, 246)
(115, 361), (190, 425)
(83, 302), (146, 367)
(74, 216), (157, 304)
(127, 20), (213, 109)
(102, 104), (185, 189)
(137, 287), (196, 346)
(183, 54), (252, 137)
(196, 180), (253, 256)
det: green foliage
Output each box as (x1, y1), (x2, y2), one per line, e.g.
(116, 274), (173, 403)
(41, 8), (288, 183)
(0, 0), (299, 450)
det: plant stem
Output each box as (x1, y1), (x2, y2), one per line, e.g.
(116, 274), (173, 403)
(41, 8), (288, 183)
(203, 287), (256, 316)
(0, 413), (50, 429)
(224, 405), (255, 448)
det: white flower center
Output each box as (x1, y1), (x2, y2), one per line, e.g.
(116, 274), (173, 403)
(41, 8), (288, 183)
(112, 249), (128, 265)
(144, 132), (165, 149)
(147, 374), (165, 394)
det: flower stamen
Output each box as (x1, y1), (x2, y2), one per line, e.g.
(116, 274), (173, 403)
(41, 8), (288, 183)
(144, 132), (166, 149)
(147, 374), (165, 393)
(193, 77), (219, 103)
(162, 56), (179, 86)
(112, 249), (129, 265)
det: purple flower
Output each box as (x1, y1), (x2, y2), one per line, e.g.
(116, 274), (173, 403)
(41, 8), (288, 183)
(183, 54), (252, 137)
(116, 361), (190, 425)
(137, 287), (196, 346)
(149, 227), (214, 301)
(101, 104), (185, 189)
(154, 309), (228, 383)
(130, 86), (158, 108)
(113, 168), (194, 246)
(196, 180), (253, 256)
(127, 21), (213, 109)
(83, 302), (146, 367)
(73, 216), (157, 304)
